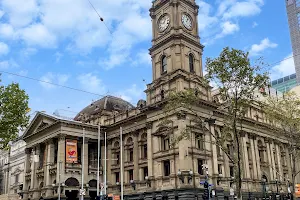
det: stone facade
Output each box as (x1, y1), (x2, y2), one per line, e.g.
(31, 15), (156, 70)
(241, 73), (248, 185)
(20, 0), (300, 200)
(0, 140), (26, 200)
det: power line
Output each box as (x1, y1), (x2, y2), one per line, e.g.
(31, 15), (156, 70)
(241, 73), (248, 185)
(87, 0), (113, 35)
(269, 53), (299, 67)
(0, 70), (106, 97)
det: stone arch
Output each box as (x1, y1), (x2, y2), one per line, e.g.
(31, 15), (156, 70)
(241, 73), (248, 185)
(114, 141), (120, 148)
(126, 137), (133, 145)
(65, 177), (80, 187)
(89, 179), (97, 188)
(140, 132), (147, 141)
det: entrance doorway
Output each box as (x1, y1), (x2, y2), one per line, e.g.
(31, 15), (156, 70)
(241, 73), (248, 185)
(89, 191), (97, 200)
(66, 190), (79, 200)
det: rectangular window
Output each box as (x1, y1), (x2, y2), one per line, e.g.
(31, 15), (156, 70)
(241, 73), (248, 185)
(116, 153), (120, 165)
(196, 134), (204, 150)
(198, 159), (204, 175)
(230, 166), (234, 177)
(143, 167), (148, 180)
(129, 149), (134, 162)
(143, 144), (147, 159)
(115, 172), (120, 183)
(163, 138), (170, 151)
(128, 169), (134, 182)
(163, 160), (170, 176)
(15, 174), (19, 183)
(247, 147), (252, 160)
(218, 164), (222, 175)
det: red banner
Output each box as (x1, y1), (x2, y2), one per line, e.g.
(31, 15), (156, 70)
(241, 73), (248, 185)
(66, 140), (78, 163)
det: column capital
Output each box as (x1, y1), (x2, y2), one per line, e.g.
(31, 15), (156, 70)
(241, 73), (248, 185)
(146, 121), (153, 129)
(45, 138), (54, 145)
(58, 134), (66, 141)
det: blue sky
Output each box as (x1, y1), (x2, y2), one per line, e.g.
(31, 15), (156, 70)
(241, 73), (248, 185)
(0, 0), (296, 118)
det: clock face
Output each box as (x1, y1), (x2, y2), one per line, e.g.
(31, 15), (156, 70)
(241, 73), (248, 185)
(182, 14), (192, 30)
(158, 15), (170, 32)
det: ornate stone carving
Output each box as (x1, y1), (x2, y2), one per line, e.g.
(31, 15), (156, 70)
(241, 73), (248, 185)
(146, 122), (153, 129)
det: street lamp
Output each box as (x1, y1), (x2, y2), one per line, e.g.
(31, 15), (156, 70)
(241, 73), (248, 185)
(261, 178), (266, 200)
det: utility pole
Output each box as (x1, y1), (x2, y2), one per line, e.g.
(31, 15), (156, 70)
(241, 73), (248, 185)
(120, 127), (124, 200)
(58, 161), (62, 200)
(81, 128), (85, 200)
(104, 131), (107, 196)
(97, 125), (101, 197)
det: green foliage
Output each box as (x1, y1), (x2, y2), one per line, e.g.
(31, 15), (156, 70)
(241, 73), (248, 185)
(263, 92), (300, 194)
(0, 78), (30, 149)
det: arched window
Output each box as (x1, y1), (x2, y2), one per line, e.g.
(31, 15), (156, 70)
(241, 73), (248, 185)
(189, 54), (194, 72)
(161, 55), (167, 73)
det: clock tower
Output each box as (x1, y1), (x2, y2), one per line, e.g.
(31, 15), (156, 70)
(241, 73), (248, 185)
(146, 0), (210, 105)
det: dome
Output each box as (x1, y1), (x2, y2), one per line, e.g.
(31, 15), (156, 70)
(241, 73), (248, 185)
(74, 95), (134, 121)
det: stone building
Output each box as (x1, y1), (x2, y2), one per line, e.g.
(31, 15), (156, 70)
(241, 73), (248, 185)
(20, 0), (298, 199)
(0, 139), (26, 200)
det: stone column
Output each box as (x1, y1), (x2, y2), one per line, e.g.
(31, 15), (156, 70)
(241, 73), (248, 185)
(146, 122), (153, 178)
(242, 133), (250, 179)
(133, 133), (139, 181)
(250, 137), (258, 180)
(286, 146), (292, 180)
(33, 145), (41, 199)
(46, 139), (55, 197)
(275, 144), (283, 181)
(23, 148), (31, 199)
(209, 125), (219, 177)
(30, 148), (35, 190)
(266, 140), (273, 180)
(83, 137), (89, 184)
(254, 139), (261, 179)
(270, 141), (276, 179)
(57, 135), (66, 183)
(107, 141), (112, 184)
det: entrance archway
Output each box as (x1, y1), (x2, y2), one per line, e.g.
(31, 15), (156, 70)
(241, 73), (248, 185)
(65, 178), (80, 200)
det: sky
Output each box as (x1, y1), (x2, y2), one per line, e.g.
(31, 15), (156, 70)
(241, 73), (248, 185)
(0, 0), (296, 119)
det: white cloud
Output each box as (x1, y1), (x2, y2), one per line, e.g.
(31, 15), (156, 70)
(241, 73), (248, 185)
(131, 50), (151, 66)
(0, 42), (9, 56)
(249, 38), (277, 56)
(197, 1), (218, 33)
(1, 0), (39, 28)
(0, 10), (4, 19)
(116, 84), (146, 104)
(20, 48), (37, 59)
(0, 23), (14, 39)
(271, 53), (295, 80)
(18, 24), (56, 48)
(0, 59), (18, 69)
(215, 21), (239, 39)
(40, 73), (70, 89)
(77, 73), (105, 94)
(222, 0), (264, 19)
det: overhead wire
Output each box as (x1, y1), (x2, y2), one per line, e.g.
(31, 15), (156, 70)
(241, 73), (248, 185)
(0, 70), (106, 97)
(86, 0), (113, 35)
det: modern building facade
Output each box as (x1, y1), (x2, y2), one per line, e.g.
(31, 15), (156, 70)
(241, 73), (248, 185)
(286, 0), (300, 83)
(20, 0), (299, 200)
(271, 73), (297, 93)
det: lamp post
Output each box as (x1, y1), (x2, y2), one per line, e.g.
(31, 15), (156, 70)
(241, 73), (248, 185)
(261, 178), (266, 200)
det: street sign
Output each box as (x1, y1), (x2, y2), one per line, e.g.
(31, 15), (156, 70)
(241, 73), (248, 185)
(80, 189), (86, 196)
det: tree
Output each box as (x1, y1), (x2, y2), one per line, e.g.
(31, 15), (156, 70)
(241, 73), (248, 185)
(0, 79), (30, 149)
(163, 47), (268, 199)
(263, 92), (300, 196)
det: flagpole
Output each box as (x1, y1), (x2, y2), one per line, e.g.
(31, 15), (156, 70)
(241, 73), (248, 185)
(120, 127), (124, 200)
(104, 131), (107, 195)
(97, 124), (101, 196)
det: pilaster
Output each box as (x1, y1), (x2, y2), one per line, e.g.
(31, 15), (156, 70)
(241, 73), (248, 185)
(133, 132), (139, 181)
(45, 139), (54, 197)
(83, 137), (89, 184)
(242, 133), (250, 179)
(33, 145), (41, 199)
(250, 136), (258, 180)
(275, 144), (283, 181)
(23, 148), (31, 199)
(265, 140), (273, 180)
(107, 141), (112, 184)
(57, 135), (66, 183)
(270, 141), (276, 179)
(146, 122), (154, 178)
